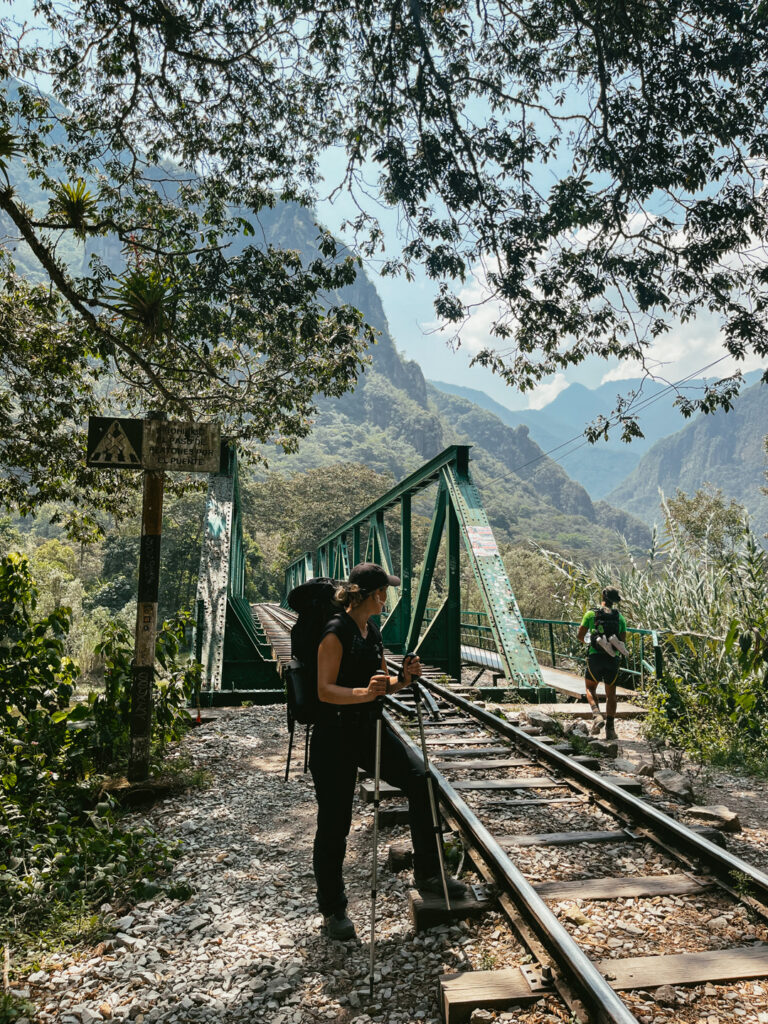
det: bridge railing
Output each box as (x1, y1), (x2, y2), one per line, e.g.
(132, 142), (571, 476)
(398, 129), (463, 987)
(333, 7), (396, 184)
(522, 618), (661, 688)
(422, 608), (662, 688)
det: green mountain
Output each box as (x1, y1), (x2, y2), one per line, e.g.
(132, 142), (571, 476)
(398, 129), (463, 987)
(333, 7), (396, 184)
(605, 378), (768, 538)
(249, 221), (652, 555)
(430, 371), (765, 500)
(3, 97), (649, 559)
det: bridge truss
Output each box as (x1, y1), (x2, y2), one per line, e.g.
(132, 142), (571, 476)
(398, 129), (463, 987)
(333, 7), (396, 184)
(284, 446), (552, 699)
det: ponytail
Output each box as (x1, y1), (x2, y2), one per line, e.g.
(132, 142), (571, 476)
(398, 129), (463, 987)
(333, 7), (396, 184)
(334, 582), (367, 609)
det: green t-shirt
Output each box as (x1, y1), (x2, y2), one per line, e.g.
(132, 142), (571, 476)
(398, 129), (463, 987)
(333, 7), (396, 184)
(581, 607), (627, 656)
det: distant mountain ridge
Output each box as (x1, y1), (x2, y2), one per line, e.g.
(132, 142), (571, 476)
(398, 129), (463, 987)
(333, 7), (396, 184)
(605, 377), (768, 539)
(430, 371), (765, 500)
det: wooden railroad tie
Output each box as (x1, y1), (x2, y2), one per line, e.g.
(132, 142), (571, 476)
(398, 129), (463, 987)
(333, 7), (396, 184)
(432, 755), (601, 770)
(433, 746), (513, 758)
(440, 944), (768, 1024)
(361, 772), (644, 808)
(409, 887), (494, 932)
(496, 824), (724, 848)
(450, 775), (643, 794)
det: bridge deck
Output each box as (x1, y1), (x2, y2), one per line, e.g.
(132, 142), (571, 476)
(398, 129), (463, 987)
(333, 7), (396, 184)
(253, 605), (645, 715)
(462, 643), (641, 700)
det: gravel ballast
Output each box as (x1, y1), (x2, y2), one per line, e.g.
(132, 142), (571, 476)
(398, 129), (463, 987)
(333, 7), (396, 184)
(18, 705), (768, 1024)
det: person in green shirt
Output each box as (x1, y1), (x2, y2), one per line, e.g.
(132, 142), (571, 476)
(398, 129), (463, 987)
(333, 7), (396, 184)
(576, 587), (627, 740)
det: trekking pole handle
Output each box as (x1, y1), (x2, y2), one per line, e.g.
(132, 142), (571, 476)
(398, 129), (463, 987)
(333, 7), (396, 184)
(402, 651), (422, 683)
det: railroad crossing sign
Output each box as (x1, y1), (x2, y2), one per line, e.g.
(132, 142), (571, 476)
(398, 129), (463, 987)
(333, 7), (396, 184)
(87, 417), (221, 472)
(87, 414), (223, 782)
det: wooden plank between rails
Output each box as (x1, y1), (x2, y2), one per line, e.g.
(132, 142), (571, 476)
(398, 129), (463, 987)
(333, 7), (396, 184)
(452, 777), (562, 791)
(498, 826), (724, 849)
(433, 747), (512, 758)
(534, 872), (715, 902)
(434, 757), (535, 770)
(599, 944), (768, 987)
(425, 736), (495, 746)
(440, 945), (768, 1023)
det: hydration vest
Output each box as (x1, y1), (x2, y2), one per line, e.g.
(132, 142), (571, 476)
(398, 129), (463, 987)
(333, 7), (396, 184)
(594, 605), (621, 638)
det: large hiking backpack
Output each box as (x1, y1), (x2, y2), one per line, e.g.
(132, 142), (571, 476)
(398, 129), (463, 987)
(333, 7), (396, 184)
(285, 577), (341, 725)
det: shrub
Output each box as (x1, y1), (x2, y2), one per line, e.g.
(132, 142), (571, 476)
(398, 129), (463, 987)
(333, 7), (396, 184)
(0, 553), (199, 935)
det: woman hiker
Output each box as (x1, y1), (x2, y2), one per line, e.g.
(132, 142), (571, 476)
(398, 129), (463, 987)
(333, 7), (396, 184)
(310, 562), (468, 940)
(576, 586), (628, 741)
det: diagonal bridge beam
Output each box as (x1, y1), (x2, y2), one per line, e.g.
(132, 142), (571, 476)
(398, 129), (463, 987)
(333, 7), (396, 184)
(283, 446), (551, 698)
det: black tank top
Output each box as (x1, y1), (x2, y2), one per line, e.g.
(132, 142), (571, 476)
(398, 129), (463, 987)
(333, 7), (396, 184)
(318, 611), (384, 720)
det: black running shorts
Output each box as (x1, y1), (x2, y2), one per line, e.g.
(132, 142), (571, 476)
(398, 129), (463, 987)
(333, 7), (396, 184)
(585, 653), (620, 686)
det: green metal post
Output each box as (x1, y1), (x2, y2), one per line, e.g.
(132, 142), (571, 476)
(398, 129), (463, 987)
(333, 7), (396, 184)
(365, 516), (378, 564)
(400, 492), (412, 632)
(640, 635), (645, 687)
(549, 622), (556, 668)
(353, 525), (361, 566)
(446, 498), (461, 684)
(653, 631), (663, 681)
(406, 485), (446, 654)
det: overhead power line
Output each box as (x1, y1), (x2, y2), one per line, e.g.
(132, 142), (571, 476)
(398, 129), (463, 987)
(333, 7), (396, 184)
(508, 355), (732, 478)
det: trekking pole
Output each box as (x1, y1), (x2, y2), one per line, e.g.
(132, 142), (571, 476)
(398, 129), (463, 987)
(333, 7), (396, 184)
(368, 696), (384, 998)
(408, 658), (451, 910)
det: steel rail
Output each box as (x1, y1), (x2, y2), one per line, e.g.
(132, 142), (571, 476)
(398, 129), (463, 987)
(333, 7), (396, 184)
(423, 677), (768, 905)
(384, 711), (641, 1024)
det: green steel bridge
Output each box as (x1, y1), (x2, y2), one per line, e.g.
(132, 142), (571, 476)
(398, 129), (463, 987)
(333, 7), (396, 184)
(194, 445), (661, 706)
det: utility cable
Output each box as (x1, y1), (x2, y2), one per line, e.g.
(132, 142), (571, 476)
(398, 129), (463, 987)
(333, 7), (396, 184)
(507, 355), (731, 477)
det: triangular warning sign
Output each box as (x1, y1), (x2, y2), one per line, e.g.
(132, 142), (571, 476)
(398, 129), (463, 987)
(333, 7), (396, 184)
(90, 420), (142, 467)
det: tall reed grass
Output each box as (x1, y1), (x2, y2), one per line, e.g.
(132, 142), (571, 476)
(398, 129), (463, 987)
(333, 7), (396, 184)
(544, 497), (768, 771)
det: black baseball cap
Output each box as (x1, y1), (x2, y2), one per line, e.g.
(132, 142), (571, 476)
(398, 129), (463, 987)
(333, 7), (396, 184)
(348, 562), (400, 593)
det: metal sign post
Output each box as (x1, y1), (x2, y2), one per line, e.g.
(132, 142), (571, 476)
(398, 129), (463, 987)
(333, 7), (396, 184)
(130, 458), (165, 781)
(87, 414), (221, 782)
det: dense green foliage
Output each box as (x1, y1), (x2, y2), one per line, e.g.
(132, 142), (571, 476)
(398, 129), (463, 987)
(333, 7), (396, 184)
(0, 553), (197, 936)
(241, 463), (398, 599)
(0, 70), (371, 529)
(551, 492), (768, 769)
(0, 484), (212, 674)
(2, 0), (768, 529)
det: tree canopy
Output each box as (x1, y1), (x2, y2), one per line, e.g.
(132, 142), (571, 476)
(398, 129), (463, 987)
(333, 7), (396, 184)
(2, 0), (768, 526)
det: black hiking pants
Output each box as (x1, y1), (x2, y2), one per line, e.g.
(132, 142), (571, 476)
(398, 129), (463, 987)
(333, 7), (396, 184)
(309, 709), (440, 917)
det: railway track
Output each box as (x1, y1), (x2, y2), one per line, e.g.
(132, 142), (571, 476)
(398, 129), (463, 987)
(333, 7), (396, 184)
(253, 602), (768, 1024)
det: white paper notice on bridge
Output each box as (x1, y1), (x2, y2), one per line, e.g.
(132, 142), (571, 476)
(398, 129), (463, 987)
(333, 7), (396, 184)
(466, 525), (500, 558)
(142, 420), (221, 473)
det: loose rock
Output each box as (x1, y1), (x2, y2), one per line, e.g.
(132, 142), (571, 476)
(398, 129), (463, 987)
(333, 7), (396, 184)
(521, 710), (559, 734)
(687, 804), (742, 833)
(653, 769), (694, 802)
(653, 984), (679, 1007)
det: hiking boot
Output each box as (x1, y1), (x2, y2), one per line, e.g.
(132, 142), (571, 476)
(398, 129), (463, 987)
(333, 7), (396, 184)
(605, 719), (617, 741)
(324, 912), (356, 940)
(414, 874), (471, 901)
(589, 711), (605, 735)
